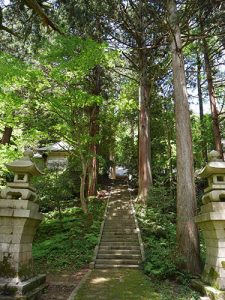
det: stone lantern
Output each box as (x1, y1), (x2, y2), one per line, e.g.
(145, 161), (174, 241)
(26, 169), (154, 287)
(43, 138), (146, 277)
(195, 150), (225, 291)
(0, 150), (46, 299)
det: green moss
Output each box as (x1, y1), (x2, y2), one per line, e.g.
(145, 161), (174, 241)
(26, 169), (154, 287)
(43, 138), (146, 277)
(0, 284), (17, 296)
(209, 267), (219, 281)
(202, 267), (220, 289)
(75, 269), (199, 300)
(221, 261), (225, 269)
(18, 261), (35, 281)
(0, 255), (16, 278)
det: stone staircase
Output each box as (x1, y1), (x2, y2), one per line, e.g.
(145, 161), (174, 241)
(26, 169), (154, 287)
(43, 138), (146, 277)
(94, 185), (143, 268)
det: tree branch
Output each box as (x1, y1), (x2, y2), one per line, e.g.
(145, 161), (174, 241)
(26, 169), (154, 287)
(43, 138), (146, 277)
(23, 0), (62, 34)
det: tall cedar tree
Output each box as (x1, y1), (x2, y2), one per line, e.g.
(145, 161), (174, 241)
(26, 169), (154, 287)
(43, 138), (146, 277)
(167, 0), (201, 274)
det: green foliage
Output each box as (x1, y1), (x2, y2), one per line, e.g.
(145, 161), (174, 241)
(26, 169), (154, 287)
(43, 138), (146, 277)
(33, 198), (106, 272)
(33, 155), (88, 213)
(191, 114), (214, 168)
(150, 95), (176, 184)
(0, 145), (22, 187)
(33, 170), (76, 213)
(40, 36), (108, 82)
(0, 52), (29, 127)
(114, 81), (138, 177)
(137, 186), (180, 279)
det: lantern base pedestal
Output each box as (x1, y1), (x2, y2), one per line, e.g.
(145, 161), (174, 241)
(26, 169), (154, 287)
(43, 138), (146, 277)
(0, 274), (47, 300)
(192, 278), (225, 300)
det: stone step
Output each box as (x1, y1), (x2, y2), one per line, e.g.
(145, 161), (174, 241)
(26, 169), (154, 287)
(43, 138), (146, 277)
(100, 241), (139, 246)
(98, 249), (140, 255)
(93, 188), (142, 270)
(99, 245), (140, 250)
(97, 254), (141, 260)
(103, 227), (136, 231)
(103, 229), (138, 234)
(104, 224), (136, 229)
(106, 213), (133, 217)
(105, 219), (134, 223)
(105, 217), (134, 224)
(106, 215), (133, 219)
(102, 233), (138, 238)
(95, 259), (140, 265)
(101, 237), (138, 242)
(102, 232), (138, 237)
(104, 221), (136, 226)
(95, 264), (140, 269)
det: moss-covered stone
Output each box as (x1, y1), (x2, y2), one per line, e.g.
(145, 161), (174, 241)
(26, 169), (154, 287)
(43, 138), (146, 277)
(0, 284), (17, 296)
(221, 261), (225, 269)
(18, 261), (35, 281)
(0, 255), (16, 278)
(209, 267), (219, 281)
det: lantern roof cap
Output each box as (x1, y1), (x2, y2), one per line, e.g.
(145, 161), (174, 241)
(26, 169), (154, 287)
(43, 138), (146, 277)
(199, 150), (225, 178)
(6, 150), (44, 176)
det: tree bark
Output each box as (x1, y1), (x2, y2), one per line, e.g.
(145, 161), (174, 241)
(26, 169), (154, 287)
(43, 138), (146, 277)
(168, 0), (201, 274)
(109, 150), (116, 180)
(88, 66), (102, 196)
(88, 105), (99, 196)
(1, 126), (13, 145)
(196, 53), (208, 162)
(80, 157), (88, 213)
(200, 22), (223, 158)
(138, 49), (153, 203)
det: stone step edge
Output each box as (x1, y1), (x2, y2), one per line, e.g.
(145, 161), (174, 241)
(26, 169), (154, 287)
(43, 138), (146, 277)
(95, 264), (140, 268)
(97, 255), (141, 259)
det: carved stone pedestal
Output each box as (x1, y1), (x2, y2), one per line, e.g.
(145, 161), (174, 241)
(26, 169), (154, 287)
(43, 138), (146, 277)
(195, 151), (225, 294)
(0, 151), (46, 299)
(196, 202), (225, 290)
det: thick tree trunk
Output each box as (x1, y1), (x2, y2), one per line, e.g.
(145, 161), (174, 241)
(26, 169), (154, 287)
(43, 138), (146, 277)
(88, 66), (101, 196)
(200, 28), (223, 158)
(88, 105), (99, 196)
(168, 0), (201, 274)
(138, 51), (153, 203)
(197, 53), (208, 162)
(1, 126), (13, 144)
(80, 158), (88, 213)
(167, 129), (173, 190)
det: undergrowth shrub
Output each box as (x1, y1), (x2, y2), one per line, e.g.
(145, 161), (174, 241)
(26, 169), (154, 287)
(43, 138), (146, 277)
(136, 185), (181, 279)
(33, 198), (106, 273)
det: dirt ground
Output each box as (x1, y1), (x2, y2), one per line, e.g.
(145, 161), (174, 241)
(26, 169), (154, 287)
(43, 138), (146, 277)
(40, 267), (89, 300)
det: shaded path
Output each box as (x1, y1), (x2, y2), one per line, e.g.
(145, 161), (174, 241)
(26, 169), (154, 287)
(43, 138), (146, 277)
(94, 183), (142, 268)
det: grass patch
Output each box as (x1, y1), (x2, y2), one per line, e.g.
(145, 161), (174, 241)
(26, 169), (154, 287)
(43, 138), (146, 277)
(136, 186), (179, 279)
(75, 269), (199, 300)
(33, 199), (106, 273)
